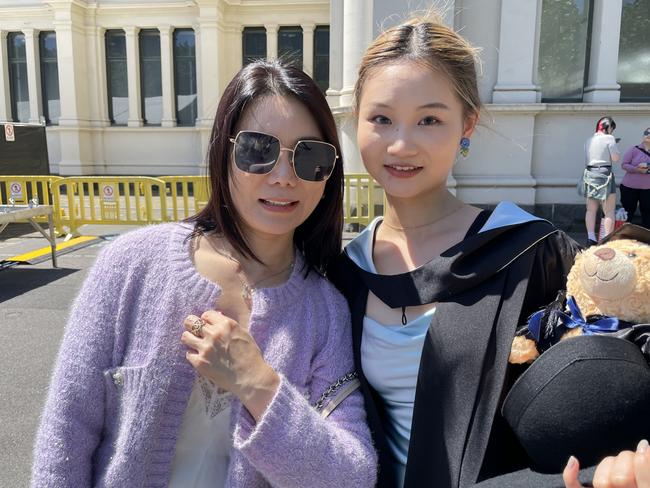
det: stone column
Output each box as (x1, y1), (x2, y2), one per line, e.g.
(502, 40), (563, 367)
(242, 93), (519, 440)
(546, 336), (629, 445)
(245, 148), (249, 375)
(265, 24), (278, 59)
(159, 25), (176, 127)
(234, 25), (244, 72)
(52, 0), (94, 174)
(195, 1), (223, 174)
(302, 23), (315, 76)
(340, 0), (372, 108)
(89, 25), (110, 127)
(492, 0), (541, 103)
(125, 26), (143, 127)
(0, 31), (12, 122)
(196, 12), (221, 126)
(54, 15), (90, 125)
(85, 22), (108, 173)
(583, 0), (622, 103)
(336, 0), (373, 172)
(326, 0), (344, 107)
(24, 29), (43, 124)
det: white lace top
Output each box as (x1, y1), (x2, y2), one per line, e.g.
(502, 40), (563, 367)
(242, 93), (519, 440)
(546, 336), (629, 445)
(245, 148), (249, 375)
(168, 375), (233, 487)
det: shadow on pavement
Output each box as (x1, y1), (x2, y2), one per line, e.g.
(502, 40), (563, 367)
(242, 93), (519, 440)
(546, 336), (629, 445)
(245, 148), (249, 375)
(0, 222), (43, 239)
(0, 267), (78, 303)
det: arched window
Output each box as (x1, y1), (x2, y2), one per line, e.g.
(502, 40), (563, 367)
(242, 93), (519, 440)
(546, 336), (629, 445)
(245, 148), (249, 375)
(173, 29), (197, 127)
(39, 31), (60, 125)
(105, 30), (128, 126)
(278, 26), (303, 69)
(139, 29), (162, 126)
(242, 27), (266, 66)
(7, 32), (29, 122)
(537, 0), (593, 102)
(313, 25), (329, 92)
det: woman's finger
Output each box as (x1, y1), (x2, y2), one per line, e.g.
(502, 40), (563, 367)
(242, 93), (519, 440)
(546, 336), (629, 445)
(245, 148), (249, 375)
(185, 349), (202, 369)
(563, 456), (585, 488)
(593, 456), (616, 488)
(201, 309), (225, 324)
(635, 440), (650, 488)
(609, 451), (637, 488)
(180, 330), (202, 349)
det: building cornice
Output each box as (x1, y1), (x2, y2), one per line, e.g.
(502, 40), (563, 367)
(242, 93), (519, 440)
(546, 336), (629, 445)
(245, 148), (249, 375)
(485, 103), (650, 114)
(222, 0), (328, 6)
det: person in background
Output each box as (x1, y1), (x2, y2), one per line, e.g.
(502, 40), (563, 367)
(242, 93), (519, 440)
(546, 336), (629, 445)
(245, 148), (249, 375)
(620, 127), (650, 229)
(580, 116), (620, 245)
(30, 59), (377, 488)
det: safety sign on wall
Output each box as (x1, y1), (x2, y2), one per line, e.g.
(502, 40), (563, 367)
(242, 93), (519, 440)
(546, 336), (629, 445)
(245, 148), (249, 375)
(101, 184), (116, 202)
(9, 181), (23, 199)
(4, 123), (15, 142)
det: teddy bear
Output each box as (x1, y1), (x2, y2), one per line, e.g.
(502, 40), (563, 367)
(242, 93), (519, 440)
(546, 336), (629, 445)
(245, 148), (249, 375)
(509, 230), (650, 365)
(502, 225), (650, 473)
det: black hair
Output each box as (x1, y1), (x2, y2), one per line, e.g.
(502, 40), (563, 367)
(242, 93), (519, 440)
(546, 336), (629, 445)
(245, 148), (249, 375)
(187, 59), (344, 275)
(596, 116), (616, 133)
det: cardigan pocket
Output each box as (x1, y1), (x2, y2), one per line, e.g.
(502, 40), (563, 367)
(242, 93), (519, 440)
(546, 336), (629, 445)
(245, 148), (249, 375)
(94, 364), (159, 487)
(101, 365), (153, 458)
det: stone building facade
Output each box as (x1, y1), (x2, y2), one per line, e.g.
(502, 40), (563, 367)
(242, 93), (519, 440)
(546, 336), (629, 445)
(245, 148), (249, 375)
(0, 0), (648, 210)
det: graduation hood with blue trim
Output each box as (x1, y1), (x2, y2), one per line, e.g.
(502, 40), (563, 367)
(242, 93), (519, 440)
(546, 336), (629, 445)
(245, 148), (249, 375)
(344, 202), (557, 308)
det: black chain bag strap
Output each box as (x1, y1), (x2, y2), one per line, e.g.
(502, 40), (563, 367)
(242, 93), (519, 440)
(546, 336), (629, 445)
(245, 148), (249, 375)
(313, 371), (361, 418)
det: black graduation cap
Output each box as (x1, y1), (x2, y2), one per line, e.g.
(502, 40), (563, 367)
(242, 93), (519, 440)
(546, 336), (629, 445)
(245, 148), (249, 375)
(601, 222), (650, 245)
(501, 223), (650, 473)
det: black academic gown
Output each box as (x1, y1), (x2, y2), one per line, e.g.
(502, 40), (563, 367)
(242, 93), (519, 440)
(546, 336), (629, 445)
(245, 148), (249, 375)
(329, 213), (588, 488)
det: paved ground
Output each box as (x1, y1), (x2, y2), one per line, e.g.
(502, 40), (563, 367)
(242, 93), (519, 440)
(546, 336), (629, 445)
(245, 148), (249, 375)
(0, 223), (125, 488)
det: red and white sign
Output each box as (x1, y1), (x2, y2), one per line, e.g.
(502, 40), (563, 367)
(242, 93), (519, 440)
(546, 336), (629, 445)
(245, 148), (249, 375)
(101, 184), (116, 202)
(4, 123), (15, 142)
(9, 181), (23, 199)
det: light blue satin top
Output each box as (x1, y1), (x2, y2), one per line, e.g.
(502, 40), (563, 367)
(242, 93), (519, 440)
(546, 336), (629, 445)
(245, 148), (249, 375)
(347, 216), (432, 487)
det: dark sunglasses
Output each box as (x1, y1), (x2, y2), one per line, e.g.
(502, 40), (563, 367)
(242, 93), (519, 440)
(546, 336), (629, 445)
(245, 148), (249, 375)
(229, 130), (338, 182)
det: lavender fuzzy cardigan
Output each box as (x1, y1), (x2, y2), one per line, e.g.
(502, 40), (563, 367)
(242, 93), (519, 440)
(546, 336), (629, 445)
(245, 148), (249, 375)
(31, 223), (377, 487)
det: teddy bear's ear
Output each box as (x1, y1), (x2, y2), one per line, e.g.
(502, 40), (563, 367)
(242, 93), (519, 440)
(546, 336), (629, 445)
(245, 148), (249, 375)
(601, 223), (650, 245)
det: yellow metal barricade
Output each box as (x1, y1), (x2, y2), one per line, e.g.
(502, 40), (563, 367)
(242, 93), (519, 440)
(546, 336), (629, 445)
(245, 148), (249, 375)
(0, 175), (64, 230)
(159, 176), (210, 221)
(51, 176), (168, 236)
(1, 173), (384, 235)
(343, 173), (384, 227)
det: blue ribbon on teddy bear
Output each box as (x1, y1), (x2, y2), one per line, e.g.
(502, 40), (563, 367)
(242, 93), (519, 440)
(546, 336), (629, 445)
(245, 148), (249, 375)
(528, 295), (620, 343)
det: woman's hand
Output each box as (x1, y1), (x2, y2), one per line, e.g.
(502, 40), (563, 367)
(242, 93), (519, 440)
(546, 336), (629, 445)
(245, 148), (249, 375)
(181, 310), (280, 421)
(562, 440), (650, 488)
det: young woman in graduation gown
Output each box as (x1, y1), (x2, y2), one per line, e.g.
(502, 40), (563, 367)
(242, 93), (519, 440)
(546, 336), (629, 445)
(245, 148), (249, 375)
(329, 14), (650, 488)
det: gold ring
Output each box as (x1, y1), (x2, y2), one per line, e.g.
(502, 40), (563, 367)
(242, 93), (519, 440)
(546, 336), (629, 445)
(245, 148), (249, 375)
(191, 318), (205, 337)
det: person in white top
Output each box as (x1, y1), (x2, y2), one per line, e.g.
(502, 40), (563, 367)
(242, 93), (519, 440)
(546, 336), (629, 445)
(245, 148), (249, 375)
(580, 116), (621, 246)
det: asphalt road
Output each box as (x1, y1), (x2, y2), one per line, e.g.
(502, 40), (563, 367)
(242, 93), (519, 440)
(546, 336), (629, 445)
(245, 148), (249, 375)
(0, 224), (115, 488)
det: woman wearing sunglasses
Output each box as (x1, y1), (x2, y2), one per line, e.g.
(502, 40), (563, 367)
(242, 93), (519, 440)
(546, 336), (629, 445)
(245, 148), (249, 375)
(31, 60), (377, 488)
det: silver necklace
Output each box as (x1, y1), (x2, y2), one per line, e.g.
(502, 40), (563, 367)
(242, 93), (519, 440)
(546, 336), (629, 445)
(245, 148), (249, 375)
(210, 243), (294, 304)
(382, 203), (464, 231)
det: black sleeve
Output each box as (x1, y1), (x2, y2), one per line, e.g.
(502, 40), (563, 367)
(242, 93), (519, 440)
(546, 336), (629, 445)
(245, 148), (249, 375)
(518, 230), (581, 323)
(477, 231), (588, 486)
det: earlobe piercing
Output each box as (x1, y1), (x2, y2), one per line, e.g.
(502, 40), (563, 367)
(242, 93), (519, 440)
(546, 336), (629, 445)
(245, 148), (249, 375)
(459, 137), (471, 158)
